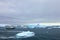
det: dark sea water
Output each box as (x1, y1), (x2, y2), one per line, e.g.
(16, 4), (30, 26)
(0, 28), (60, 40)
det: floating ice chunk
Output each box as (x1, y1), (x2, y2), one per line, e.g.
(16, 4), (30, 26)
(16, 31), (35, 38)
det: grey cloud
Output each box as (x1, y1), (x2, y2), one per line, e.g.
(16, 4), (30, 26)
(0, 0), (60, 24)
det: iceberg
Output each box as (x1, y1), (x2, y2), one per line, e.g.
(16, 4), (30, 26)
(16, 31), (35, 38)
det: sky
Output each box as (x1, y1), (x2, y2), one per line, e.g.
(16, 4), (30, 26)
(0, 0), (60, 24)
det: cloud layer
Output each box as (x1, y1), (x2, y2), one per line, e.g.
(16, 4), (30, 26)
(0, 0), (60, 24)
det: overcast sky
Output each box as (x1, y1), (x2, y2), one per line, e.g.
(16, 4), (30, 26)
(0, 0), (60, 24)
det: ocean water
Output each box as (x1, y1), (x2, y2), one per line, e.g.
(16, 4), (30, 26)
(0, 28), (60, 40)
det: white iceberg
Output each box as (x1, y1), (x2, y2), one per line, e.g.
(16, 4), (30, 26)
(15, 31), (35, 38)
